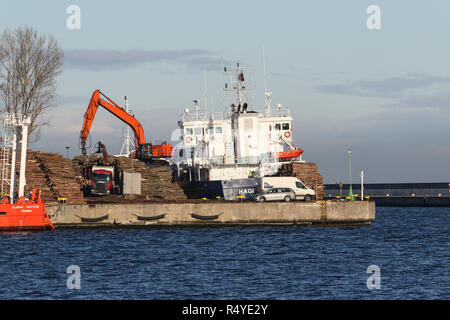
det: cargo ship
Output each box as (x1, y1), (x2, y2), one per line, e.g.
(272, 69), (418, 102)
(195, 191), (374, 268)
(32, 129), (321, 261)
(171, 62), (311, 200)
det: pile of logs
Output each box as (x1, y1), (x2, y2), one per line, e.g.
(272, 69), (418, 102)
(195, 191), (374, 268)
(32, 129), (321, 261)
(19, 150), (86, 204)
(72, 155), (187, 201)
(278, 162), (324, 200)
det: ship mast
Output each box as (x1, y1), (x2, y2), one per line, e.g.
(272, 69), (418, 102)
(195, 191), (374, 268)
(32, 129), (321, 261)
(119, 96), (134, 156)
(203, 65), (208, 112)
(263, 46), (272, 117)
(224, 62), (248, 111)
(236, 62), (243, 106)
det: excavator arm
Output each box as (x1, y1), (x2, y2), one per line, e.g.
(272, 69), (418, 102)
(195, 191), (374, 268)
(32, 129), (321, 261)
(95, 141), (109, 165)
(80, 89), (146, 156)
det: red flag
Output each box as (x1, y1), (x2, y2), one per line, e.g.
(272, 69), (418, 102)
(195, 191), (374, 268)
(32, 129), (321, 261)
(239, 72), (245, 82)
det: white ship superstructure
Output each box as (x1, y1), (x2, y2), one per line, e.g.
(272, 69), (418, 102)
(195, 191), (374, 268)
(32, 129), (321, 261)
(172, 62), (303, 182)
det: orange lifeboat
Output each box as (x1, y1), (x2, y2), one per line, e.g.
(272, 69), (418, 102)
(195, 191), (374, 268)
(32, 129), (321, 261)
(273, 148), (304, 161)
(0, 189), (54, 232)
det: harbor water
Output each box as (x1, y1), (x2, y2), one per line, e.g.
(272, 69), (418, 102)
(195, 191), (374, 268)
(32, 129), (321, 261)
(0, 207), (448, 299)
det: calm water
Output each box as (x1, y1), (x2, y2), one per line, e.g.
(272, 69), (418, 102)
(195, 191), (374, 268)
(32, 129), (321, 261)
(0, 207), (448, 299)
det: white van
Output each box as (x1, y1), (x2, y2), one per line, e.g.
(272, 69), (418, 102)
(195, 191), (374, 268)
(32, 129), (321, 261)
(258, 177), (316, 201)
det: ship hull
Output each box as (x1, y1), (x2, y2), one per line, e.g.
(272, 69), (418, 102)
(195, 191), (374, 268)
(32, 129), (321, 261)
(0, 202), (55, 232)
(0, 225), (54, 232)
(180, 178), (260, 200)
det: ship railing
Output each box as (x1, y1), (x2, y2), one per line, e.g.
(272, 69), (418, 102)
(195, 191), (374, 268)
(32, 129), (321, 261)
(265, 107), (291, 118)
(206, 156), (269, 166)
(180, 105), (291, 122)
(226, 107), (291, 118)
(181, 112), (227, 122)
(183, 155), (282, 168)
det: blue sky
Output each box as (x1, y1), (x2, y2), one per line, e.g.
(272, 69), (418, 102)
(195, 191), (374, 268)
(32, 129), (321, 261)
(1, 0), (450, 183)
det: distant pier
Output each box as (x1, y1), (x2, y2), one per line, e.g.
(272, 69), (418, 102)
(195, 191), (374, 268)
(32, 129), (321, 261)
(324, 182), (450, 207)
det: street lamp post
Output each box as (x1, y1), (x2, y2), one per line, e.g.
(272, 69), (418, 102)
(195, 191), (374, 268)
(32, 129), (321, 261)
(360, 170), (364, 201)
(348, 149), (354, 201)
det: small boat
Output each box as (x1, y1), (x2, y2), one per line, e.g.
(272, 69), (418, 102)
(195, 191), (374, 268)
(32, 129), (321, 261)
(273, 148), (304, 161)
(0, 189), (54, 232)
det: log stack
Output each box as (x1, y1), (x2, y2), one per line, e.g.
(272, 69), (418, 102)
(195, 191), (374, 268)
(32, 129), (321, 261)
(21, 152), (55, 203)
(72, 155), (187, 201)
(279, 162), (324, 200)
(16, 150), (86, 204)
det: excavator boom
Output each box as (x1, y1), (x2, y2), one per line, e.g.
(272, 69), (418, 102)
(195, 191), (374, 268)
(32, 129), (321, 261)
(80, 89), (172, 160)
(80, 89), (146, 156)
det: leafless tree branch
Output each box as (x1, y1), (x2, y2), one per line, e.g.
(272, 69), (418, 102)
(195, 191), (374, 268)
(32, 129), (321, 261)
(0, 26), (64, 142)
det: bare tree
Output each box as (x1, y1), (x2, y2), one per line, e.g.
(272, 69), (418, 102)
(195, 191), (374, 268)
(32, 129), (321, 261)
(0, 26), (64, 142)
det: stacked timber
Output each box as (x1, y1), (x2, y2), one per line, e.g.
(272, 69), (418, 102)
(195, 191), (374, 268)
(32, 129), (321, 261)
(279, 162), (324, 200)
(72, 155), (187, 201)
(16, 150), (86, 204)
(21, 152), (55, 203)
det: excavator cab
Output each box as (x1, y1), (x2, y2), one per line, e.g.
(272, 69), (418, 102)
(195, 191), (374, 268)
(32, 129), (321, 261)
(136, 143), (152, 161)
(136, 143), (173, 161)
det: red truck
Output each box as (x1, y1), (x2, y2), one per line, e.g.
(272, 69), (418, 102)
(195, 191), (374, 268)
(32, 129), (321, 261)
(90, 165), (115, 195)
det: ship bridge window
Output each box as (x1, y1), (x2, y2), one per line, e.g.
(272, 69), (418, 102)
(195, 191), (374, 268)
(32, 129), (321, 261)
(275, 123), (281, 130)
(185, 128), (193, 135)
(282, 123), (290, 130)
(215, 126), (222, 134)
(194, 127), (201, 135)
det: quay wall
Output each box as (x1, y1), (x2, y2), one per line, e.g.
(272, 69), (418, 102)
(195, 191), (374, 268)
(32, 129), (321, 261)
(46, 201), (375, 227)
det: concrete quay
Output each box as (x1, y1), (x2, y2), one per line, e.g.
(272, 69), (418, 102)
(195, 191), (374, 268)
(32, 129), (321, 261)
(46, 200), (376, 228)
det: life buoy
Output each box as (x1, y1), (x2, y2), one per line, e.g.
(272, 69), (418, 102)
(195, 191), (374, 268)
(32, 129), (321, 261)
(284, 131), (291, 138)
(186, 136), (193, 143)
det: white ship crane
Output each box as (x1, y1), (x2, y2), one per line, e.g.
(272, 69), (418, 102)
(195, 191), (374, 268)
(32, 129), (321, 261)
(0, 113), (31, 199)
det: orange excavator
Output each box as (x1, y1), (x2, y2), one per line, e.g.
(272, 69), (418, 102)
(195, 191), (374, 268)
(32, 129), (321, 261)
(80, 89), (172, 161)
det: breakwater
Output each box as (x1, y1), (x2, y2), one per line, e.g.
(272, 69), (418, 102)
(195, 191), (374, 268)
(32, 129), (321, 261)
(324, 182), (450, 207)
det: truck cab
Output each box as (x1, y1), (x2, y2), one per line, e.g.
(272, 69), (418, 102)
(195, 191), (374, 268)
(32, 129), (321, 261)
(90, 166), (115, 195)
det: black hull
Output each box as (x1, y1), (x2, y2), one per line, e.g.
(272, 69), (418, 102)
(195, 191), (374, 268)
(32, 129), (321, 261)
(180, 178), (259, 200)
